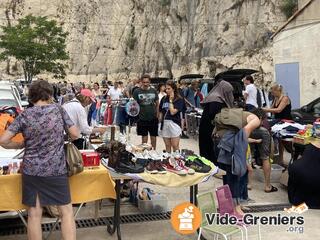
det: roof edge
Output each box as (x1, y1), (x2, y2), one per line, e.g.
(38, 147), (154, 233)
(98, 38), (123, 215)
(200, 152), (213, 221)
(271, 0), (314, 40)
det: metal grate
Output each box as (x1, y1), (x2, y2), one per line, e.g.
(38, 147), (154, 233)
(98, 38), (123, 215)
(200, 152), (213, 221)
(243, 203), (291, 213)
(0, 203), (290, 236)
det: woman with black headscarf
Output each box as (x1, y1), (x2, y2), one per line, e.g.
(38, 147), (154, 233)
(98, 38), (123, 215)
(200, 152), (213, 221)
(199, 80), (234, 164)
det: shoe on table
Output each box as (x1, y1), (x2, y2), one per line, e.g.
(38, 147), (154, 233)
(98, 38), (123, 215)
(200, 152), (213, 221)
(145, 161), (158, 174)
(162, 158), (187, 176)
(148, 150), (162, 161)
(185, 159), (211, 173)
(115, 161), (144, 174)
(176, 159), (195, 175)
(154, 160), (167, 174)
(115, 151), (145, 173)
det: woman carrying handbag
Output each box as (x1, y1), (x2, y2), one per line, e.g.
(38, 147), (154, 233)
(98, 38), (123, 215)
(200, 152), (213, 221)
(0, 80), (80, 240)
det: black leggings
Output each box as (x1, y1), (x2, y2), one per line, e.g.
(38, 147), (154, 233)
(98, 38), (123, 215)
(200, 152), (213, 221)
(219, 163), (241, 205)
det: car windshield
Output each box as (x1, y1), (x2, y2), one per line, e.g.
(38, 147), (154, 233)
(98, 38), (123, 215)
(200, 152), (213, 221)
(0, 99), (18, 107)
(0, 90), (15, 99)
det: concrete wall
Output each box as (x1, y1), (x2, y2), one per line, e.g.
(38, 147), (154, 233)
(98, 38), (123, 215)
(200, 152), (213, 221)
(273, 22), (320, 106)
(290, 0), (320, 28)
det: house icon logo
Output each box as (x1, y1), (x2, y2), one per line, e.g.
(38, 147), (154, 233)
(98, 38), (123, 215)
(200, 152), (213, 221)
(171, 202), (202, 235)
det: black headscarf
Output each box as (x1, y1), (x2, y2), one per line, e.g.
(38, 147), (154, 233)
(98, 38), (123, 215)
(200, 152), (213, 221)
(202, 80), (234, 108)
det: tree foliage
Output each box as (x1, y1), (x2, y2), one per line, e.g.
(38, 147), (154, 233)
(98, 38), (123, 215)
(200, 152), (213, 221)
(0, 14), (69, 83)
(280, 0), (298, 19)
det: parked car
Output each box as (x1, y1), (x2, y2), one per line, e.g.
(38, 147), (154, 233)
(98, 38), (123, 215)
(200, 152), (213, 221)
(0, 84), (28, 111)
(178, 69), (259, 107)
(214, 69), (258, 101)
(291, 97), (320, 124)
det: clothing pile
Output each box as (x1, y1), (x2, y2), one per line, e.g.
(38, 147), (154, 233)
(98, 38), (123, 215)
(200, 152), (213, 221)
(271, 122), (305, 138)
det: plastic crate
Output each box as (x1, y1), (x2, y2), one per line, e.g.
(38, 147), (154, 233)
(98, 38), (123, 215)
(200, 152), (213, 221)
(255, 164), (285, 183)
(80, 150), (100, 167)
(138, 195), (168, 214)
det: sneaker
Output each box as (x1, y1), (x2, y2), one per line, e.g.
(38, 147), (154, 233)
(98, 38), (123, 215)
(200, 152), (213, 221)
(185, 159), (211, 173)
(148, 150), (162, 161)
(145, 161), (158, 174)
(240, 198), (255, 205)
(172, 150), (182, 160)
(176, 159), (195, 175)
(180, 149), (195, 158)
(154, 160), (167, 174)
(162, 151), (171, 160)
(162, 158), (187, 176)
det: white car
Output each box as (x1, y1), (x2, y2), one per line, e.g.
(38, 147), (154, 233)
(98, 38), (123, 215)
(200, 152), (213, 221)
(0, 83), (28, 110)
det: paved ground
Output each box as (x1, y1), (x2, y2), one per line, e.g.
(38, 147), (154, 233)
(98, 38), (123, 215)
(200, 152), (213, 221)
(1, 131), (319, 239)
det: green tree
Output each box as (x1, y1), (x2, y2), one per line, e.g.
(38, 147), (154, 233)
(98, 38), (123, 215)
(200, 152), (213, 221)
(0, 14), (69, 83)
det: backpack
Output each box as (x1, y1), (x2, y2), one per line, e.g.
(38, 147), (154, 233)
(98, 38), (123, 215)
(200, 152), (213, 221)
(213, 108), (245, 137)
(0, 107), (24, 144)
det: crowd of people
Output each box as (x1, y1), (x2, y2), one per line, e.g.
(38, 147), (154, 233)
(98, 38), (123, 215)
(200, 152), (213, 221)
(2, 72), (320, 240)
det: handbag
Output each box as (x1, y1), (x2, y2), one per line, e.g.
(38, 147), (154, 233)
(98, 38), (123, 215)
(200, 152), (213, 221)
(58, 106), (84, 176)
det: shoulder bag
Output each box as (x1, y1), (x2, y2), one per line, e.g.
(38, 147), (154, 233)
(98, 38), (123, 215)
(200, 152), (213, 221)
(58, 106), (84, 176)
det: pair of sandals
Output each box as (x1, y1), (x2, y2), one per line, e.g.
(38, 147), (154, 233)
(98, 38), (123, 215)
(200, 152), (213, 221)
(265, 185), (278, 193)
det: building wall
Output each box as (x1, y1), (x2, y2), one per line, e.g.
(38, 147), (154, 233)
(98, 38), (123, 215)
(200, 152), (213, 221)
(290, 0), (320, 28)
(273, 23), (320, 106)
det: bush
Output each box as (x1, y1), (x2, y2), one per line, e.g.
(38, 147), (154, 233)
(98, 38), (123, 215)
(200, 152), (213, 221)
(280, 0), (298, 19)
(159, 0), (171, 7)
(126, 26), (137, 51)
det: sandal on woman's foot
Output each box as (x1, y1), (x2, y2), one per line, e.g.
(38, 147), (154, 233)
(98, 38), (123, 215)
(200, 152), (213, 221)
(265, 185), (278, 193)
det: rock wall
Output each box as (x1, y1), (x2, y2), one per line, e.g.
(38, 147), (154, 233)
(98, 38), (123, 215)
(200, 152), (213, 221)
(0, 0), (286, 85)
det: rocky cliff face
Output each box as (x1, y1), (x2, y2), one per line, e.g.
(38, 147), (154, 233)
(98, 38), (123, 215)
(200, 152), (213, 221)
(0, 0), (285, 85)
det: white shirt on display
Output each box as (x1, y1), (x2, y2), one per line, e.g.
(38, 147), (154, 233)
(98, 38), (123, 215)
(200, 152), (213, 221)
(244, 84), (258, 107)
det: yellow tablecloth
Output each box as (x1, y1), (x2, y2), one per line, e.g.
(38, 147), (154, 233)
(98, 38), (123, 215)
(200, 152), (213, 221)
(138, 167), (224, 187)
(0, 165), (116, 211)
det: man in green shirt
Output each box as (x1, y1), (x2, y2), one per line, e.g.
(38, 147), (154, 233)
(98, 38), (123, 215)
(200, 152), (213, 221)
(133, 74), (159, 149)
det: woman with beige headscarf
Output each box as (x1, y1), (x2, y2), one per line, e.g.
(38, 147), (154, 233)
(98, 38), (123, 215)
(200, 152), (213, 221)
(198, 80), (234, 164)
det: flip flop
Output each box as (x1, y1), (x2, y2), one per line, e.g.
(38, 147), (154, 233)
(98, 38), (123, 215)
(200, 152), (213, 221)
(265, 185), (278, 193)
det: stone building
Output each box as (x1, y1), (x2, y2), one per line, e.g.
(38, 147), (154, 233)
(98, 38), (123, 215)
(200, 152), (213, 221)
(272, 0), (320, 108)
